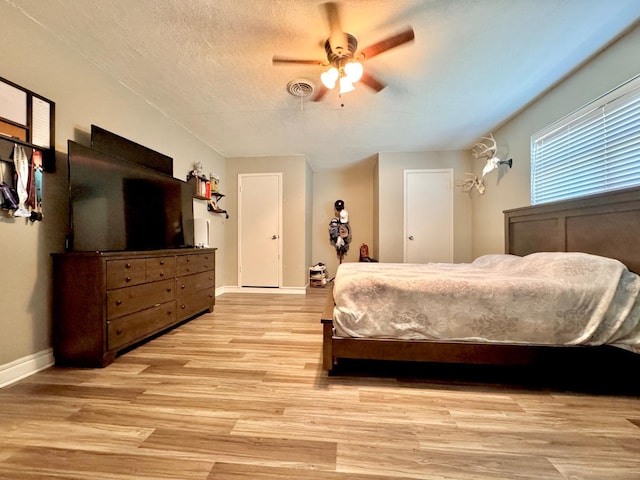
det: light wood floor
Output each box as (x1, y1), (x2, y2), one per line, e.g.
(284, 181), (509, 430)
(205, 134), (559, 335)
(1, 287), (640, 479)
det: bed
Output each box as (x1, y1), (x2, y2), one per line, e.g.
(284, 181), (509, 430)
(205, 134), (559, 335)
(321, 186), (640, 373)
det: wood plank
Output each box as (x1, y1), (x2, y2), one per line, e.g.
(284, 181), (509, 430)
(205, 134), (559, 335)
(141, 428), (337, 469)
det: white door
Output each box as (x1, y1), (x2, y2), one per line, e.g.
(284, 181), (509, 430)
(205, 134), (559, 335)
(404, 169), (454, 263)
(238, 173), (282, 287)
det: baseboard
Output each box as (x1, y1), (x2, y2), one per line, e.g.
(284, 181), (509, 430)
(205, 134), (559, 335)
(219, 285), (306, 295)
(0, 348), (54, 388)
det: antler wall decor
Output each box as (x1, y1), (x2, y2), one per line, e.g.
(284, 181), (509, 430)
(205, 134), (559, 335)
(472, 133), (513, 177)
(457, 133), (512, 195)
(456, 173), (485, 195)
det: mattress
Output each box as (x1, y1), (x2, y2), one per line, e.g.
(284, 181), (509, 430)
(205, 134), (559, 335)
(332, 252), (640, 353)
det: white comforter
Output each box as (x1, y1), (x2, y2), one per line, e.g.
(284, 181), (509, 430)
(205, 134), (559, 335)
(332, 253), (640, 353)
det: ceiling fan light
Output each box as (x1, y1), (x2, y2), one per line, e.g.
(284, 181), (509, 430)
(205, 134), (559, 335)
(339, 76), (355, 95)
(344, 61), (363, 83)
(321, 67), (339, 89)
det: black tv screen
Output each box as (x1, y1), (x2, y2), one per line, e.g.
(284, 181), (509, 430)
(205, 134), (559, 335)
(67, 141), (194, 252)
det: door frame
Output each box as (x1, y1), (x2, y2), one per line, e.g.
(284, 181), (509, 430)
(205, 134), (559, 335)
(237, 172), (283, 288)
(403, 168), (454, 263)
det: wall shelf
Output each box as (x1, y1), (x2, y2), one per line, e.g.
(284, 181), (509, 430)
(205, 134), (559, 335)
(0, 76), (55, 222)
(0, 76), (56, 172)
(208, 193), (228, 218)
(187, 175), (228, 218)
(187, 175), (210, 200)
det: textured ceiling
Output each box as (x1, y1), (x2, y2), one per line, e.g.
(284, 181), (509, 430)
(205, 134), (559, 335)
(5, 0), (640, 170)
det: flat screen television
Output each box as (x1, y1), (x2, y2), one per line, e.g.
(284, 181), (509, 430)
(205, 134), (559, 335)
(66, 140), (194, 252)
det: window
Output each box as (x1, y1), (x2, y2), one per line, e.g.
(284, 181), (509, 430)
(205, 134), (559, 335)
(531, 75), (640, 205)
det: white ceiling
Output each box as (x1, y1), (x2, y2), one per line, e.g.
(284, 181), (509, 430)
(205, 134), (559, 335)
(6, 0), (640, 170)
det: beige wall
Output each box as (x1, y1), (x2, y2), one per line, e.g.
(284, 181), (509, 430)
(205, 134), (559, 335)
(376, 151), (474, 263)
(0, 4), (225, 367)
(472, 24), (640, 257)
(224, 155), (310, 288)
(312, 157), (376, 279)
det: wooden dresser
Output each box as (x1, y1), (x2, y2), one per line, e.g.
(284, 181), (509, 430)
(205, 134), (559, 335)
(52, 248), (216, 367)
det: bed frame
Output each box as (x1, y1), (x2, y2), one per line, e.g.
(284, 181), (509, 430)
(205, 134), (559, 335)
(321, 186), (640, 373)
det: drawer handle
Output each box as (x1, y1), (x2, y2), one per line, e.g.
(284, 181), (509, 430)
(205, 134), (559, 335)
(116, 328), (123, 335)
(167, 288), (172, 293)
(115, 300), (122, 306)
(181, 284), (186, 289)
(160, 272), (165, 277)
(186, 258), (191, 262)
(181, 304), (186, 309)
(209, 276), (213, 280)
(125, 263), (131, 269)
(209, 294), (213, 298)
(125, 276), (132, 282)
(160, 260), (165, 265)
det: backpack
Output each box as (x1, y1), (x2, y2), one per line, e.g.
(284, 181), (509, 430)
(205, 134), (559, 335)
(0, 182), (19, 210)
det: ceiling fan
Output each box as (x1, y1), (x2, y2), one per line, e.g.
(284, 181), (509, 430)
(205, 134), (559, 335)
(272, 2), (415, 101)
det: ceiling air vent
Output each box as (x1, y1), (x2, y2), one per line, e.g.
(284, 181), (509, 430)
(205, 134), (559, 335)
(287, 79), (314, 97)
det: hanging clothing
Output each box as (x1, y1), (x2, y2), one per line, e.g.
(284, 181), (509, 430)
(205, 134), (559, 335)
(26, 149), (37, 210)
(13, 144), (30, 217)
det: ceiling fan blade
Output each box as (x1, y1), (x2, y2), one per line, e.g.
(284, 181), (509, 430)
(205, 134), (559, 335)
(323, 2), (342, 36)
(360, 27), (415, 59)
(360, 71), (386, 92)
(312, 84), (329, 102)
(272, 56), (325, 66)
(322, 2), (347, 56)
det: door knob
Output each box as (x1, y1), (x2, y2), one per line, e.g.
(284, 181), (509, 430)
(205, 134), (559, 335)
(408, 235), (414, 240)
(272, 235), (278, 240)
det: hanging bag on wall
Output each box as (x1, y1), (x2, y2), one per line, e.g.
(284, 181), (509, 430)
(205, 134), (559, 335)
(0, 182), (20, 210)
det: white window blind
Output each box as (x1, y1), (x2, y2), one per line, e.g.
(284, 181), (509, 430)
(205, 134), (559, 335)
(531, 75), (640, 205)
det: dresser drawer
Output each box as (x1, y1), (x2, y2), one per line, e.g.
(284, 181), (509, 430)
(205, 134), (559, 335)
(176, 270), (215, 298)
(106, 259), (146, 289)
(107, 301), (176, 351)
(177, 253), (215, 276)
(107, 278), (175, 320)
(146, 256), (176, 282)
(176, 290), (215, 321)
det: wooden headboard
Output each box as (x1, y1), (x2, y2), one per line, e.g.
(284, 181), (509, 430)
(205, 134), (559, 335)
(504, 186), (640, 274)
